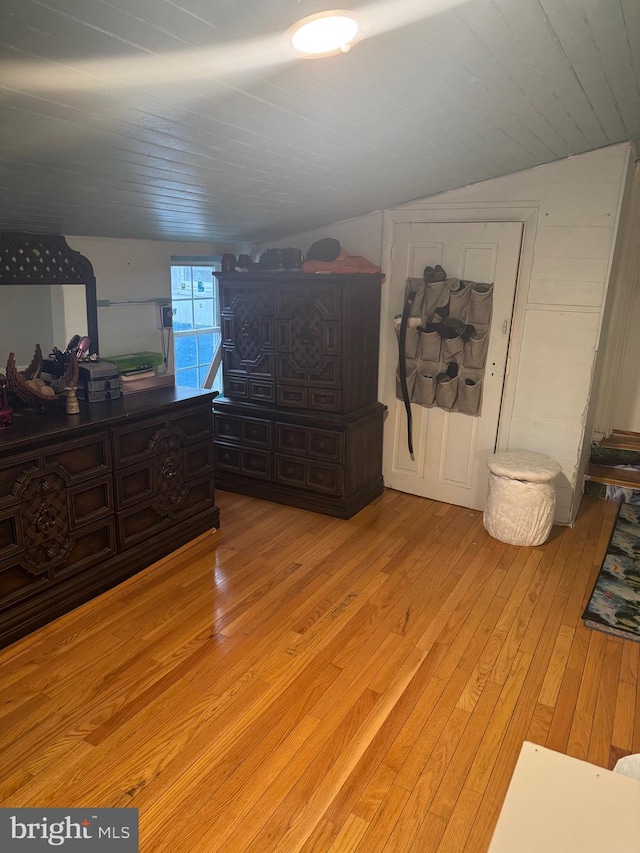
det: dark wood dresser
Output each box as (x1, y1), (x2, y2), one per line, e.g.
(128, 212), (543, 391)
(213, 272), (385, 518)
(0, 387), (219, 647)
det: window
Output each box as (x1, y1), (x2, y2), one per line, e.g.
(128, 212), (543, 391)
(170, 261), (222, 392)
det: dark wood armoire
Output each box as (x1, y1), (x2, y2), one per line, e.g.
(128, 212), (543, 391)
(212, 272), (386, 519)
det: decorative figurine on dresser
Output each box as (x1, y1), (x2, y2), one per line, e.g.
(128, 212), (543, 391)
(213, 267), (386, 518)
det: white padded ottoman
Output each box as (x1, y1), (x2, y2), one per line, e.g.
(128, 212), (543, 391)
(484, 451), (562, 546)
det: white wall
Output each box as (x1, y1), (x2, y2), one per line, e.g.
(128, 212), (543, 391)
(67, 236), (238, 361)
(268, 143), (632, 523)
(257, 211), (385, 265)
(614, 286), (640, 431)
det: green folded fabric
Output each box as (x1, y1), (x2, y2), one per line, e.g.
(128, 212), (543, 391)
(101, 351), (164, 373)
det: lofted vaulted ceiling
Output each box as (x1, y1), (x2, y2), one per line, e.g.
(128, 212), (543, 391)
(0, 0), (639, 244)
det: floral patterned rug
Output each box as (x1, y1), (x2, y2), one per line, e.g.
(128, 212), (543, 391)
(583, 503), (640, 642)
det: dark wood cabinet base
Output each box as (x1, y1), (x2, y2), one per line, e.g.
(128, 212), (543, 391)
(0, 505), (219, 649)
(216, 474), (383, 519)
(213, 398), (385, 519)
(0, 388), (219, 649)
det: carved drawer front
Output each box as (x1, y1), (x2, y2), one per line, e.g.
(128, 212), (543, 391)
(276, 385), (341, 411)
(224, 375), (249, 400)
(215, 444), (241, 471)
(45, 432), (111, 483)
(240, 449), (270, 479)
(0, 434), (111, 508)
(277, 386), (307, 409)
(249, 381), (275, 404)
(115, 460), (153, 509)
(240, 418), (271, 448)
(68, 476), (113, 528)
(276, 425), (343, 462)
(223, 376), (275, 402)
(185, 440), (214, 479)
(0, 451), (39, 506)
(117, 476), (215, 550)
(274, 455), (343, 495)
(112, 416), (166, 467)
(169, 405), (212, 444)
(20, 469), (71, 575)
(0, 507), (22, 562)
(214, 443), (270, 479)
(308, 389), (341, 413)
(215, 414), (242, 442)
(307, 462), (343, 494)
(0, 557), (49, 607)
(52, 518), (117, 581)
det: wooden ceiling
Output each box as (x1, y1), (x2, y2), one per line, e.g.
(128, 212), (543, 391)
(0, 0), (638, 244)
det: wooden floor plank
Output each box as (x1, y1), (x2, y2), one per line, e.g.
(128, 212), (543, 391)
(0, 491), (635, 853)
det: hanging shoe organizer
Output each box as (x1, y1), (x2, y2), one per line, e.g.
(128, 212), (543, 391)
(395, 267), (494, 452)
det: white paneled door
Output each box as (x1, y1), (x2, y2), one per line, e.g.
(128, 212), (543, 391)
(382, 221), (523, 509)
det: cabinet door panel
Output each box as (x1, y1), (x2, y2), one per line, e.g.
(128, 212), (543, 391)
(220, 284), (273, 315)
(275, 286), (340, 319)
(276, 355), (338, 387)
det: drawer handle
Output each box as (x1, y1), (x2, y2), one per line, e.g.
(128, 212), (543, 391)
(224, 422), (233, 431)
(250, 428), (258, 437)
(317, 440), (327, 450)
(161, 462), (177, 480)
(317, 473), (326, 482)
(286, 466), (295, 475)
(223, 453), (231, 462)
(249, 459), (257, 467)
(35, 507), (56, 533)
(46, 546), (56, 560)
(288, 435), (296, 444)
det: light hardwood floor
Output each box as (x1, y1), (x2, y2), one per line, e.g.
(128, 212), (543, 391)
(1, 489), (636, 852)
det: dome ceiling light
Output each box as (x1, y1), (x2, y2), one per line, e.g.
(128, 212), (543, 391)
(284, 7), (362, 58)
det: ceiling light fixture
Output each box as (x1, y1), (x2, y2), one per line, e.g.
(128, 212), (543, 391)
(284, 8), (361, 58)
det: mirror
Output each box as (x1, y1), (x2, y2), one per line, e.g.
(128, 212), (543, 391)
(0, 232), (98, 367)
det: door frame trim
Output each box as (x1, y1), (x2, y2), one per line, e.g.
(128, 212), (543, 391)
(381, 203), (539, 453)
